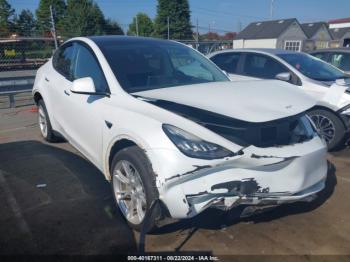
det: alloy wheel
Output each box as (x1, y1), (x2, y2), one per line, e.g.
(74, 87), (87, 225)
(38, 106), (48, 138)
(310, 114), (335, 144)
(112, 160), (147, 225)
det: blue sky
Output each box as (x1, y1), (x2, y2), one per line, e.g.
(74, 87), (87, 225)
(8, 0), (350, 33)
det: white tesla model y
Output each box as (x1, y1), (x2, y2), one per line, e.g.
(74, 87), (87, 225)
(33, 36), (328, 231)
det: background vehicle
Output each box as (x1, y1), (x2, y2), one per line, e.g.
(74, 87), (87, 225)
(310, 48), (350, 74)
(33, 37), (327, 231)
(208, 49), (350, 150)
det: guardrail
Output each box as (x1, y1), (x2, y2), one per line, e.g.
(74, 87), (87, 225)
(0, 89), (33, 108)
(0, 75), (34, 108)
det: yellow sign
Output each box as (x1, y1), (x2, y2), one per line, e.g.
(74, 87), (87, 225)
(4, 49), (16, 57)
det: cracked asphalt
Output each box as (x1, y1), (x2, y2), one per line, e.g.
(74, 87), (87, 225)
(0, 105), (350, 257)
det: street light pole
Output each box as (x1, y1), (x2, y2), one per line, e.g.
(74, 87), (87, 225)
(50, 5), (58, 49)
(136, 15), (139, 36)
(270, 0), (275, 19)
(167, 16), (170, 40)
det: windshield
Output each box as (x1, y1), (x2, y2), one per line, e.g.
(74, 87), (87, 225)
(277, 53), (348, 82)
(97, 39), (229, 93)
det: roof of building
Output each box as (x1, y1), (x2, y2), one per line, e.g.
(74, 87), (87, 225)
(329, 27), (350, 40)
(329, 18), (350, 24)
(301, 22), (328, 38)
(235, 18), (300, 40)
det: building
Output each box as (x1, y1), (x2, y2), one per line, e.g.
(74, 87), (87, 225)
(301, 22), (332, 50)
(328, 18), (350, 47)
(233, 18), (308, 51)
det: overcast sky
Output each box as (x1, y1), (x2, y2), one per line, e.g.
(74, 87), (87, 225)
(9, 0), (350, 33)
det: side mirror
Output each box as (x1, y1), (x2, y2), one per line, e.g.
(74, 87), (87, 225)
(71, 77), (96, 94)
(275, 72), (291, 82)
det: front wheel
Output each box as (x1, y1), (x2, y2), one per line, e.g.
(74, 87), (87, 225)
(38, 99), (58, 142)
(308, 109), (345, 150)
(111, 146), (160, 232)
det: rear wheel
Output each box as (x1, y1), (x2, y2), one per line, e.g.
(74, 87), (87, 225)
(111, 146), (160, 232)
(38, 99), (58, 142)
(308, 109), (345, 150)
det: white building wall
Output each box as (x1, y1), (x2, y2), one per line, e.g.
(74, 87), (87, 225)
(233, 38), (277, 49)
(329, 22), (350, 29)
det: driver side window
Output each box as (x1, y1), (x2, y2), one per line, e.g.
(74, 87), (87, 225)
(73, 43), (109, 93)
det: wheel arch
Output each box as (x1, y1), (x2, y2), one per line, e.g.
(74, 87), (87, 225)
(105, 135), (149, 181)
(33, 91), (43, 105)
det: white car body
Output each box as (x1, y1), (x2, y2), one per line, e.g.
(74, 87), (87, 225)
(32, 37), (327, 224)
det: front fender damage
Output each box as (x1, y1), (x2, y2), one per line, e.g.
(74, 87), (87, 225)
(158, 140), (327, 219)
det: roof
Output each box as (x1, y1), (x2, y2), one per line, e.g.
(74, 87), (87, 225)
(310, 48), (350, 54)
(329, 18), (350, 24)
(329, 27), (350, 40)
(208, 48), (299, 58)
(235, 18), (299, 40)
(88, 35), (171, 45)
(301, 22), (328, 38)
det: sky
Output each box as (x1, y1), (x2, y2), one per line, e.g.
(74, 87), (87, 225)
(8, 0), (350, 33)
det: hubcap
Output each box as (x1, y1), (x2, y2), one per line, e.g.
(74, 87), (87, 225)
(112, 160), (147, 225)
(310, 114), (335, 144)
(38, 106), (48, 138)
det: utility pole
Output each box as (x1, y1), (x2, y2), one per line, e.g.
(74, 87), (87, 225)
(196, 18), (199, 50)
(270, 0), (275, 19)
(135, 15), (139, 36)
(208, 23), (211, 33)
(50, 5), (58, 49)
(167, 16), (170, 40)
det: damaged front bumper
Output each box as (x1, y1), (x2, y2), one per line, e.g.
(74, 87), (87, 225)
(147, 136), (328, 219)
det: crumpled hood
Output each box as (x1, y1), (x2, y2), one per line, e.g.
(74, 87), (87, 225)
(133, 80), (315, 122)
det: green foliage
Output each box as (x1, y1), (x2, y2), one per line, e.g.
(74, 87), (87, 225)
(64, 0), (115, 37)
(0, 0), (15, 36)
(14, 9), (36, 36)
(36, 0), (66, 34)
(154, 0), (192, 40)
(104, 18), (124, 35)
(128, 13), (154, 37)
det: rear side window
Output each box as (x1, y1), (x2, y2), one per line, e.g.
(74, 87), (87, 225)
(52, 44), (75, 80)
(210, 53), (241, 74)
(73, 43), (109, 93)
(329, 52), (350, 72)
(243, 53), (287, 79)
(312, 52), (328, 62)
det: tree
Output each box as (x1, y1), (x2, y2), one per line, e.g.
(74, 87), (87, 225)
(154, 0), (192, 40)
(14, 9), (36, 36)
(128, 13), (154, 37)
(36, 0), (66, 35)
(0, 0), (15, 36)
(104, 18), (124, 35)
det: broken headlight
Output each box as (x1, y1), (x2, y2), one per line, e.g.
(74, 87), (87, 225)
(162, 124), (233, 159)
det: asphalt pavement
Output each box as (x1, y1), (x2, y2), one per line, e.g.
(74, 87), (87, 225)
(0, 106), (350, 258)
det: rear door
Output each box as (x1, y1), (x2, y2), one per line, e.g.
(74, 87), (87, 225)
(49, 42), (76, 134)
(60, 42), (110, 168)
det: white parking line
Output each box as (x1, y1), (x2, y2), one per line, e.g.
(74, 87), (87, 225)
(0, 171), (32, 236)
(338, 176), (350, 183)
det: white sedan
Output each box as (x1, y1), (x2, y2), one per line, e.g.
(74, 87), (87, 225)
(33, 36), (327, 231)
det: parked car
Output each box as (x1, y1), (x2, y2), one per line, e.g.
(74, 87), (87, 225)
(208, 49), (350, 150)
(33, 37), (327, 231)
(310, 48), (350, 74)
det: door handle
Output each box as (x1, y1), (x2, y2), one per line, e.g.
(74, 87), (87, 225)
(45, 77), (49, 82)
(64, 90), (70, 96)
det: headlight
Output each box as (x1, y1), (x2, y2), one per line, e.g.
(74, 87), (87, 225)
(162, 124), (234, 159)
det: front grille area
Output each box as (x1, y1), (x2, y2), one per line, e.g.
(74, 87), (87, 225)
(203, 113), (315, 147)
(145, 98), (316, 148)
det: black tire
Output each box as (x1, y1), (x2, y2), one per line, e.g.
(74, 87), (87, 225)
(308, 109), (345, 151)
(38, 99), (58, 142)
(110, 146), (161, 232)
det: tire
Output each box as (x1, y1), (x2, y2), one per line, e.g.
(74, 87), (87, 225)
(38, 99), (58, 142)
(308, 109), (345, 151)
(110, 146), (160, 232)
